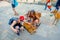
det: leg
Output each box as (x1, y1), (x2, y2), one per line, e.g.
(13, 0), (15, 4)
(44, 4), (47, 10)
(50, 8), (51, 11)
(12, 4), (18, 15)
(55, 19), (59, 25)
(15, 26), (20, 36)
(12, 8), (18, 15)
(56, 6), (59, 10)
(52, 18), (56, 25)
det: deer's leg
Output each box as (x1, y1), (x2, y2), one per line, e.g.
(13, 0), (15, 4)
(52, 18), (56, 25)
(55, 19), (59, 25)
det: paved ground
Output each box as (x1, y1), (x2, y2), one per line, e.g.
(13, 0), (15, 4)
(0, 1), (60, 40)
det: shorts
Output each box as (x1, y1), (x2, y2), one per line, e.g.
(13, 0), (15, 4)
(11, 4), (15, 8)
(13, 23), (22, 29)
(47, 6), (51, 9)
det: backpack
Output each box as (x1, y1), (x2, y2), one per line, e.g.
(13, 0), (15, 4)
(8, 17), (18, 25)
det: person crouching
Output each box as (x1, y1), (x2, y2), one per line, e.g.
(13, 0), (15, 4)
(10, 16), (24, 36)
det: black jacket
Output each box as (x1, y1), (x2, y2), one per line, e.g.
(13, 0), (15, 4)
(56, 0), (60, 6)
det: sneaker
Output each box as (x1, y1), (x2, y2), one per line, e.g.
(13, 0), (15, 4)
(16, 32), (20, 36)
(36, 23), (41, 27)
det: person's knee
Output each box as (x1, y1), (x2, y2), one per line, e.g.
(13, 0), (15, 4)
(20, 27), (24, 31)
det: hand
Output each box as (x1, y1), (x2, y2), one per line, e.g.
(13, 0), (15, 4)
(13, 29), (18, 33)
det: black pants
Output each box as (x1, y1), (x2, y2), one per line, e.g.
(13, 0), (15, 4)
(12, 4), (15, 8)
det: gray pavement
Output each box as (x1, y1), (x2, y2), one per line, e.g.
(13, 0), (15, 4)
(0, 1), (60, 40)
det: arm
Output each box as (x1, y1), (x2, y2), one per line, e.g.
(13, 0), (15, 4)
(24, 13), (29, 20)
(10, 21), (16, 32)
(36, 12), (41, 19)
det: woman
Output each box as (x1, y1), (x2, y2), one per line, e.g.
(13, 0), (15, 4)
(26, 10), (40, 27)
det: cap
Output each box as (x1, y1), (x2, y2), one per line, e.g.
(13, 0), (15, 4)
(19, 16), (24, 21)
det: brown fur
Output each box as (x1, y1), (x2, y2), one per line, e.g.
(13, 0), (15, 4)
(51, 10), (60, 25)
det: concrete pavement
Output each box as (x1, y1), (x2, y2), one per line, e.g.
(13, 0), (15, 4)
(0, 1), (60, 40)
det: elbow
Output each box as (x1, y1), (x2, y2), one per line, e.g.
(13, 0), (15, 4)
(10, 26), (14, 30)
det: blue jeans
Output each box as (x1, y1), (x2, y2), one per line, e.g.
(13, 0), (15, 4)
(44, 4), (47, 10)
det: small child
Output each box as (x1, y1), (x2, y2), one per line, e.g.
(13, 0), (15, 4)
(44, 0), (52, 11)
